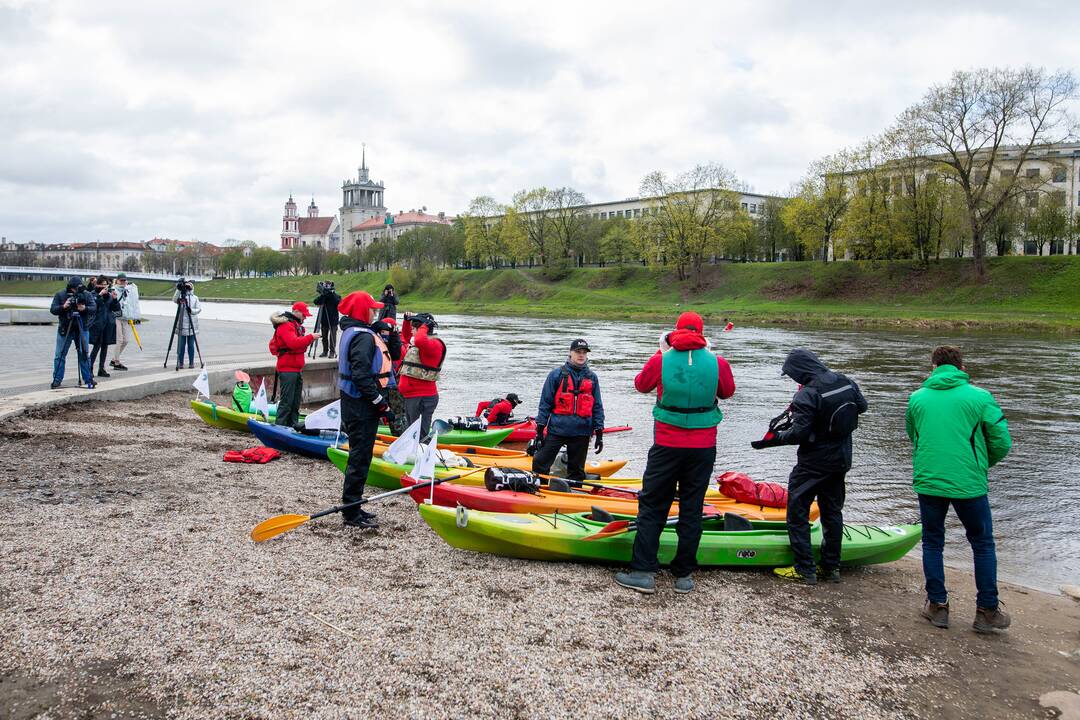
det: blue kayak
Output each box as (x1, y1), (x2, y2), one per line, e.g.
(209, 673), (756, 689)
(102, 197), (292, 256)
(248, 419), (343, 459)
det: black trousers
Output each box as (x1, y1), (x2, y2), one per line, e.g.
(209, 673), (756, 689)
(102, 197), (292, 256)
(629, 445), (716, 576)
(341, 395), (380, 522)
(319, 316), (338, 356)
(532, 432), (590, 481)
(275, 372), (303, 428)
(787, 467), (847, 576)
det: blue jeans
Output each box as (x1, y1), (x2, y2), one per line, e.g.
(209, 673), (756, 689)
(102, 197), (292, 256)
(918, 493), (998, 609)
(176, 335), (196, 366)
(53, 330), (93, 386)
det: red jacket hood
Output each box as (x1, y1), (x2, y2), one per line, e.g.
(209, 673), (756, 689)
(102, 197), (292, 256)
(668, 328), (708, 351)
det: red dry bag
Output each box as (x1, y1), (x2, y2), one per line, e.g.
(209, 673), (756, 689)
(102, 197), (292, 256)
(717, 471), (787, 508)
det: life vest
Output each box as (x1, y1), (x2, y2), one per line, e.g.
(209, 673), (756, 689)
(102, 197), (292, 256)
(399, 337), (446, 382)
(653, 347), (724, 429)
(809, 374), (860, 440)
(553, 370), (594, 418)
(337, 326), (395, 398)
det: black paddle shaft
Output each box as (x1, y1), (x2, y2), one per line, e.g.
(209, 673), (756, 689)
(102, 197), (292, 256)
(307, 474), (462, 520)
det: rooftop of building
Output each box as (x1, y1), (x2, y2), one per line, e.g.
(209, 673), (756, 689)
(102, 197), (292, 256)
(351, 210), (453, 232)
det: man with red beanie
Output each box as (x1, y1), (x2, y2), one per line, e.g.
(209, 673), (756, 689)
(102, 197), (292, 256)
(269, 301), (320, 428)
(399, 311), (447, 439)
(337, 291), (401, 528)
(615, 311), (735, 595)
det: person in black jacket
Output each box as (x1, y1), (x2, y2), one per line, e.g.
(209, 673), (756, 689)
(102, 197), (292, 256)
(378, 283), (398, 321)
(49, 276), (96, 389)
(87, 276), (120, 378)
(312, 280), (341, 358)
(336, 291), (402, 529)
(750, 348), (868, 584)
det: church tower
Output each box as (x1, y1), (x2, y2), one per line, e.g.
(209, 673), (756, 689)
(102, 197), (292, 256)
(339, 145), (387, 247)
(308, 197), (319, 217)
(280, 194), (300, 251)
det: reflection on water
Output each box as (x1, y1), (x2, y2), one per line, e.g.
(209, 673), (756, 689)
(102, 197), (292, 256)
(4, 296), (1078, 590)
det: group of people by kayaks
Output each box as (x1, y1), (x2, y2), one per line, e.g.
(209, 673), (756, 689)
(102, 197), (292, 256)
(264, 285), (1014, 634)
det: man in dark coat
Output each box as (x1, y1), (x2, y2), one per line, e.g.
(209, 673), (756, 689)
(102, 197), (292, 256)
(532, 339), (605, 482)
(49, 276), (96, 389)
(750, 348), (868, 584)
(87, 276), (120, 378)
(313, 281), (341, 358)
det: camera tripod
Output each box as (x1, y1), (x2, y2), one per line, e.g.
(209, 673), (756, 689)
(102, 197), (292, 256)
(163, 291), (204, 369)
(307, 304), (326, 360)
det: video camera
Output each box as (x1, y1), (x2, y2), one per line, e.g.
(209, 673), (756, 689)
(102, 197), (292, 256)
(316, 280), (336, 294)
(176, 277), (193, 295)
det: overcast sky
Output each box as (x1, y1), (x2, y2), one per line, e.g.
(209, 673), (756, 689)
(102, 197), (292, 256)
(1, 0), (1076, 247)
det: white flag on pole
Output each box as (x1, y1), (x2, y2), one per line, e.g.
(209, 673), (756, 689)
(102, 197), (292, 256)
(252, 380), (270, 420)
(414, 431), (438, 482)
(192, 367), (210, 399)
(304, 400), (341, 431)
(383, 417), (422, 465)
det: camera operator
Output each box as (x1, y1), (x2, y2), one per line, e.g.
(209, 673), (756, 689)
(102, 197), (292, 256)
(111, 272), (140, 371)
(312, 280), (341, 358)
(49, 276), (96, 389)
(378, 283), (398, 321)
(171, 279), (202, 370)
(87, 275), (120, 378)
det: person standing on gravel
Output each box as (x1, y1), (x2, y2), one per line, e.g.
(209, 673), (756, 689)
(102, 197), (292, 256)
(269, 301), (320, 428)
(614, 313), (733, 595)
(111, 272), (140, 371)
(337, 291), (401, 529)
(398, 312), (446, 439)
(906, 345), (1012, 633)
(532, 339), (605, 484)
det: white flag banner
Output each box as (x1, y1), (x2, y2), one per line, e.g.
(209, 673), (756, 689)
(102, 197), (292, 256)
(192, 367), (210, 399)
(384, 417), (422, 465)
(304, 400), (341, 431)
(252, 380), (270, 420)
(414, 431), (438, 482)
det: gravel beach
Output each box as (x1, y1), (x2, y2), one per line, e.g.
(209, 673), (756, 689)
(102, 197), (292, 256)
(2, 393), (1078, 719)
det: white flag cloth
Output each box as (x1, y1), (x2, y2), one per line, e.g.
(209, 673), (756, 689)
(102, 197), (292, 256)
(192, 367), (210, 399)
(383, 417), (422, 465)
(252, 380), (270, 420)
(304, 400), (341, 431)
(414, 431), (439, 482)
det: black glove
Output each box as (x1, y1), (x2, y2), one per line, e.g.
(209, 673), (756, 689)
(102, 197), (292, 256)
(593, 430), (603, 454)
(750, 432), (782, 450)
(381, 406), (396, 425)
(535, 425), (546, 446)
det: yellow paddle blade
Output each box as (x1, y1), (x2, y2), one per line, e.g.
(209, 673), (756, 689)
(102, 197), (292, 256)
(250, 513), (311, 542)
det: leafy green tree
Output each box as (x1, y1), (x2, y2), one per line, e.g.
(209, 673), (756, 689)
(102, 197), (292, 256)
(463, 196), (505, 268)
(1023, 200), (1068, 255)
(757, 197), (797, 261)
(548, 187), (589, 266)
(783, 151), (855, 262)
(598, 218), (633, 265)
(498, 206), (530, 266)
(512, 187), (559, 265)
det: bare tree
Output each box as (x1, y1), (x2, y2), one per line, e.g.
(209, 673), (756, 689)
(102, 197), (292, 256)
(547, 187), (588, 265)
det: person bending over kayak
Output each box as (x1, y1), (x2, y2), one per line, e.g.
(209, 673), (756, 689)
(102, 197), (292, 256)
(399, 311), (446, 439)
(614, 313), (734, 595)
(337, 291), (401, 529)
(751, 348), (867, 585)
(485, 393), (521, 425)
(269, 302), (320, 428)
(906, 345), (1012, 633)
(533, 339), (605, 483)
(231, 370), (253, 413)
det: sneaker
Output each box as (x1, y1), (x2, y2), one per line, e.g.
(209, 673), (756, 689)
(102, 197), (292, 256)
(84, 382), (97, 390)
(112, 363), (128, 371)
(817, 566), (841, 583)
(50, 381), (61, 389)
(921, 600), (950, 628)
(674, 575), (695, 594)
(319, 351), (328, 358)
(614, 570), (656, 594)
(973, 604), (1011, 633)
(97, 370), (110, 378)
(773, 566), (817, 585)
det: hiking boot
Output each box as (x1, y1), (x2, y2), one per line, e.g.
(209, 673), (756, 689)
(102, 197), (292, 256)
(674, 575), (694, 594)
(615, 570), (656, 594)
(921, 600), (950, 628)
(344, 513), (379, 529)
(973, 604), (1011, 633)
(97, 369), (110, 378)
(112, 362), (128, 370)
(817, 566), (841, 583)
(773, 566), (817, 585)
(319, 351), (328, 357)
(50, 381), (61, 389)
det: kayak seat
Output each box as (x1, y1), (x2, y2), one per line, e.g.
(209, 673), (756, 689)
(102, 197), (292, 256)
(590, 506), (616, 523)
(722, 513), (754, 532)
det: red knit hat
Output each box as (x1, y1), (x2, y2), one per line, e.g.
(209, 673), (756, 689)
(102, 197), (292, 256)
(338, 291), (384, 321)
(676, 311), (704, 333)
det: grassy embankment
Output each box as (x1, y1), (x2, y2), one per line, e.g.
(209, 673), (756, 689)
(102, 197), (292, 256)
(3, 256), (1078, 333)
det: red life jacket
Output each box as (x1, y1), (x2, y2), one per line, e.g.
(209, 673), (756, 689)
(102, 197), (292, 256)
(553, 371), (594, 418)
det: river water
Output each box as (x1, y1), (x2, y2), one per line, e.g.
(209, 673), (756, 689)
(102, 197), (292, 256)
(5, 295), (1078, 591)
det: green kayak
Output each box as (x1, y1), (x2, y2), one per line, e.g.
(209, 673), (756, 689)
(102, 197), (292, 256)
(327, 448), (440, 490)
(418, 503), (922, 568)
(191, 400), (514, 446)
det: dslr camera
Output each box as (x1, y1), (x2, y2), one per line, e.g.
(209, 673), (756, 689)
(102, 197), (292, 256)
(316, 280), (335, 294)
(176, 277), (193, 294)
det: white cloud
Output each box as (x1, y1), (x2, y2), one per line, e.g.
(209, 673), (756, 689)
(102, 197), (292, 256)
(0, 0), (1076, 245)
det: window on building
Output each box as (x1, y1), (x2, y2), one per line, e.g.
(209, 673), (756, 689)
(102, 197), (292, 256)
(1052, 167), (1067, 183)
(1025, 168), (1041, 178)
(741, 202), (748, 210)
(999, 168), (1015, 179)
(1051, 191), (1066, 207)
(617, 210), (624, 217)
(633, 208), (641, 217)
(973, 172), (987, 185)
(749, 204), (757, 213)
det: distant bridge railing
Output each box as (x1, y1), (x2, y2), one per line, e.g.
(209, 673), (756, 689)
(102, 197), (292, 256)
(0, 266), (213, 283)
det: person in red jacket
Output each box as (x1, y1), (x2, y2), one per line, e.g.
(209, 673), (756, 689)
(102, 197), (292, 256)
(269, 301), (319, 428)
(484, 393), (521, 425)
(614, 311), (735, 595)
(399, 311), (446, 438)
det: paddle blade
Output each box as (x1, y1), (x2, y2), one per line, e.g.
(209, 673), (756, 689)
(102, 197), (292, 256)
(582, 519), (631, 541)
(250, 513), (311, 542)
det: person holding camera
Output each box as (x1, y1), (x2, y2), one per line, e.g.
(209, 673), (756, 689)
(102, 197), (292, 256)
(87, 276), (120, 378)
(378, 283), (398, 321)
(111, 272), (140, 371)
(312, 281), (341, 358)
(171, 280), (202, 370)
(49, 276), (96, 389)
(269, 301), (320, 428)
(399, 311), (447, 439)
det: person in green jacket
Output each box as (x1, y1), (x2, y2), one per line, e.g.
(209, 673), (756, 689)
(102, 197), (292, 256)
(905, 345), (1012, 633)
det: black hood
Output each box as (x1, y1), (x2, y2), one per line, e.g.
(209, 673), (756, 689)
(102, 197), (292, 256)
(781, 348), (834, 385)
(339, 316), (372, 332)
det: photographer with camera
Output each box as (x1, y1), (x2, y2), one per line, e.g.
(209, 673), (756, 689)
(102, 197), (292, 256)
(378, 283), (398, 321)
(87, 275), (121, 378)
(111, 272), (140, 371)
(49, 276), (97, 389)
(399, 311), (446, 439)
(170, 279), (202, 370)
(312, 280), (341, 358)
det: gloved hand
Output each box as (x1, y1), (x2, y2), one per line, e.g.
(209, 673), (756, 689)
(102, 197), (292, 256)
(594, 430), (604, 454)
(750, 432), (782, 450)
(380, 405), (397, 425)
(535, 425), (546, 447)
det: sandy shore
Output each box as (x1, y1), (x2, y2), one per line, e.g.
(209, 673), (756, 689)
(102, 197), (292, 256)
(1, 393), (1078, 719)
